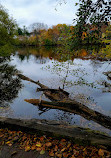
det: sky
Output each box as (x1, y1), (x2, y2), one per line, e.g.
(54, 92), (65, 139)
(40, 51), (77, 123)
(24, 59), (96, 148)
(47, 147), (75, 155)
(0, 0), (78, 28)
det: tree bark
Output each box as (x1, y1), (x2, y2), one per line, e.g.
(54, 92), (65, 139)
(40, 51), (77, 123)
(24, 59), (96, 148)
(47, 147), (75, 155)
(0, 116), (111, 148)
(25, 99), (111, 130)
(17, 73), (111, 130)
(17, 73), (69, 101)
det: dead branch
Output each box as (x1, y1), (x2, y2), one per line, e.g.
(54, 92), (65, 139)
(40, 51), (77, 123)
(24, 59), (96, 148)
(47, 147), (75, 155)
(25, 99), (111, 130)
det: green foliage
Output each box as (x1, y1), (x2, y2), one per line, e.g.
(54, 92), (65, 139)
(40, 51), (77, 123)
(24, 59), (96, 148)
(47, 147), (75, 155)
(0, 44), (14, 57)
(17, 26), (30, 36)
(43, 39), (56, 46)
(18, 27), (23, 35)
(0, 5), (17, 56)
(92, 43), (111, 59)
(105, 25), (111, 39)
(72, 0), (111, 46)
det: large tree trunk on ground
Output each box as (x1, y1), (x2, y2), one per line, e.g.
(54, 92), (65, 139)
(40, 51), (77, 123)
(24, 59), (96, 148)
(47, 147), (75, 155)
(25, 99), (111, 130)
(0, 117), (111, 148)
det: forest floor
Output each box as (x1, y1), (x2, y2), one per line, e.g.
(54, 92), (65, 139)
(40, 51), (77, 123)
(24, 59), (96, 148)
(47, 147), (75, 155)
(0, 128), (111, 158)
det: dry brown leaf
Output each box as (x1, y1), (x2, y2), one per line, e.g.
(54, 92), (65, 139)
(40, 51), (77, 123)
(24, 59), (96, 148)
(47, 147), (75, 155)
(36, 147), (42, 151)
(67, 143), (71, 148)
(98, 149), (111, 158)
(49, 151), (54, 157)
(61, 139), (66, 142)
(45, 142), (52, 147)
(56, 153), (62, 158)
(63, 152), (69, 157)
(0, 134), (4, 138)
(98, 148), (104, 156)
(54, 145), (58, 151)
(31, 145), (36, 150)
(61, 147), (66, 152)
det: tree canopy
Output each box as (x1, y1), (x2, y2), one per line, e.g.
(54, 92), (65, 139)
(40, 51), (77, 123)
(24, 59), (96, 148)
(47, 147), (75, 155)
(57, 0), (111, 46)
(0, 5), (17, 56)
(72, 0), (110, 44)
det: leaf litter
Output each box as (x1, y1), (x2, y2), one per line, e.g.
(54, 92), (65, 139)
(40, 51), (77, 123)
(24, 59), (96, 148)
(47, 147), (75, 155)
(0, 128), (110, 158)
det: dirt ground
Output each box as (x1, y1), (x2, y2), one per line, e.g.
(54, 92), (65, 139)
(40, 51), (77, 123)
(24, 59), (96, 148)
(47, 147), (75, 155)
(0, 144), (50, 158)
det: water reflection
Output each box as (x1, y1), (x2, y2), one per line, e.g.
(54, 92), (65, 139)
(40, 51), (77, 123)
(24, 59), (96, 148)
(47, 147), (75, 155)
(0, 57), (22, 108)
(0, 46), (111, 135)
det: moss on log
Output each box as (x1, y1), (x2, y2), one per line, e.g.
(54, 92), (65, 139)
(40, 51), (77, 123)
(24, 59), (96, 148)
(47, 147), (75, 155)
(0, 117), (111, 148)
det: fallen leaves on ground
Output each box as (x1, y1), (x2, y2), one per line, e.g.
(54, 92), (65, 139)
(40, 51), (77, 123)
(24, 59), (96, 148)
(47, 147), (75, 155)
(0, 128), (110, 158)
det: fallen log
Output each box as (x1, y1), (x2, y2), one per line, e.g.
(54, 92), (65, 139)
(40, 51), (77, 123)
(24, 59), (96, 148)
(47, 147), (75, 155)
(25, 99), (111, 130)
(0, 117), (111, 148)
(17, 73), (48, 89)
(37, 87), (69, 96)
(18, 73), (111, 130)
(17, 73), (69, 101)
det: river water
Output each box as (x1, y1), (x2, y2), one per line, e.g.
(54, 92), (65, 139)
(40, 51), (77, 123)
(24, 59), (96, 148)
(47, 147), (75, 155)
(0, 47), (111, 135)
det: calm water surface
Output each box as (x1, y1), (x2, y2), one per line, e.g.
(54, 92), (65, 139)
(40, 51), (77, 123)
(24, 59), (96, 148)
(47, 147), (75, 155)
(0, 47), (111, 135)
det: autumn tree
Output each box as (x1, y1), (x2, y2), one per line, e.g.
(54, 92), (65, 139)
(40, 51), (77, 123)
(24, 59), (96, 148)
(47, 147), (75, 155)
(39, 24), (72, 46)
(72, 0), (111, 45)
(57, 0), (111, 45)
(29, 22), (48, 45)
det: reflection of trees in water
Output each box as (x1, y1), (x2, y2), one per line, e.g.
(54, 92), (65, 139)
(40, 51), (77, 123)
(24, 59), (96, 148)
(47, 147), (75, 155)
(16, 47), (52, 64)
(14, 45), (104, 63)
(90, 60), (104, 74)
(53, 109), (111, 135)
(54, 110), (74, 125)
(18, 54), (26, 61)
(0, 57), (22, 107)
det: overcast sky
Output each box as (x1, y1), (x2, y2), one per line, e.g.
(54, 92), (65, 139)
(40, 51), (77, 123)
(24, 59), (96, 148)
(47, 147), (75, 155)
(0, 0), (77, 28)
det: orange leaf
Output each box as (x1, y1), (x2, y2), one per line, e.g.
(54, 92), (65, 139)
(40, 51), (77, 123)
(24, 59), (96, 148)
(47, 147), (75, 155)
(71, 155), (75, 158)
(49, 151), (54, 157)
(98, 149), (104, 156)
(61, 148), (66, 152)
(54, 145), (58, 151)
(25, 145), (30, 151)
(56, 153), (62, 158)
(67, 143), (71, 148)
(45, 142), (52, 147)
(36, 147), (42, 151)
(31, 145), (36, 150)
(61, 139), (66, 142)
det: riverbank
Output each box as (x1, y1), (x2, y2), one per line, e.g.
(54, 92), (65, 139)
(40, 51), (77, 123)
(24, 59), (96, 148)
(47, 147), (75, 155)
(0, 118), (111, 158)
(0, 117), (111, 148)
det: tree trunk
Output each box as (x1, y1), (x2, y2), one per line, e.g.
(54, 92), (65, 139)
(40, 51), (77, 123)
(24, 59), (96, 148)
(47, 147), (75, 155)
(25, 99), (111, 130)
(0, 116), (111, 148)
